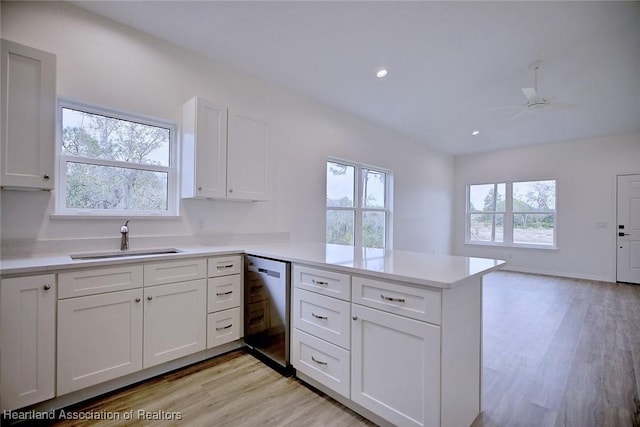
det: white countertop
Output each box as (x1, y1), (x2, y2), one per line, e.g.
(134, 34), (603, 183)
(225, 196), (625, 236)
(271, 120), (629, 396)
(0, 242), (505, 289)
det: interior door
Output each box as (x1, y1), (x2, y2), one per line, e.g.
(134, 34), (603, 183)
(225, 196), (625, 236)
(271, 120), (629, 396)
(617, 174), (640, 284)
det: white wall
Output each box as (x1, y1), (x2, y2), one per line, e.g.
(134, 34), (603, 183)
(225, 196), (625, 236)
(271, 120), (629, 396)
(453, 133), (640, 282)
(0, 1), (454, 254)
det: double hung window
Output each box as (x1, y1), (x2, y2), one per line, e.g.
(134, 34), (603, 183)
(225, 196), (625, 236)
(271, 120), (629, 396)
(467, 180), (556, 247)
(56, 99), (177, 216)
(326, 160), (391, 248)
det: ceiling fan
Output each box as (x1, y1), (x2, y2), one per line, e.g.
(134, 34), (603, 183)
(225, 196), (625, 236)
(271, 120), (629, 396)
(483, 60), (574, 119)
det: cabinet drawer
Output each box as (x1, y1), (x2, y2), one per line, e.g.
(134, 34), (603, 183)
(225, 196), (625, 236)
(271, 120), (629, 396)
(293, 288), (350, 350)
(293, 265), (350, 301)
(207, 275), (241, 313)
(208, 255), (242, 277)
(292, 329), (350, 398)
(144, 258), (206, 287)
(352, 276), (441, 325)
(207, 307), (241, 348)
(59, 265), (143, 299)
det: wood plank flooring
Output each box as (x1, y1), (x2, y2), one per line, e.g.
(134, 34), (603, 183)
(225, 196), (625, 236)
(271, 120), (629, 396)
(473, 271), (640, 427)
(42, 271), (640, 426)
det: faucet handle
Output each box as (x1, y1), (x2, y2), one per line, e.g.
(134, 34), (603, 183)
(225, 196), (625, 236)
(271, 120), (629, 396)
(121, 220), (129, 234)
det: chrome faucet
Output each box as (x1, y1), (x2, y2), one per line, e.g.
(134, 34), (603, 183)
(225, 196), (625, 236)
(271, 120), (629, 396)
(120, 220), (130, 250)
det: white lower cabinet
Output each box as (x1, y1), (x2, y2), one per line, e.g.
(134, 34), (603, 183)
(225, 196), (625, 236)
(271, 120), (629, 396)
(0, 275), (56, 410)
(57, 259), (209, 395)
(143, 280), (207, 368)
(351, 304), (441, 427)
(57, 289), (144, 395)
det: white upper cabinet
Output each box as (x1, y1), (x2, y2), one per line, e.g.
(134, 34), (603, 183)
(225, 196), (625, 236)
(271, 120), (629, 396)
(182, 97), (228, 199)
(181, 96), (270, 201)
(226, 108), (270, 201)
(0, 39), (56, 190)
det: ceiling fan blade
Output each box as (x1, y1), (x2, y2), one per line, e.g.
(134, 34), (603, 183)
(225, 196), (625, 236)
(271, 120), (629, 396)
(511, 108), (531, 120)
(482, 104), (522, 112)
(521, 87), (539, 103)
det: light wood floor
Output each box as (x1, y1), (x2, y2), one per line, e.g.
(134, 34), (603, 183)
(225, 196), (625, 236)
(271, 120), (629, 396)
(47, 271), (639, 427)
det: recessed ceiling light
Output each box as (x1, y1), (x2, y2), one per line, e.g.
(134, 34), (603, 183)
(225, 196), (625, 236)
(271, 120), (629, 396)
(376, 69), (388, 78)
(472, 130), (480, 136)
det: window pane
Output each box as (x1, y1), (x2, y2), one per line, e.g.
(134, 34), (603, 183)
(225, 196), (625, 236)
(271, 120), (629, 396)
(61, 108), (170, 166)
(469, 183), (505, 212)
(66, 162), (168, 211)
(513, 180), (556, 211)
(362, 169), (386, 208)
(363, 211), (386, 248)
(469, 213), (503, 243)
(326, 162), (355, 207)
(513, 213), (554, 245)
(326, 210), (354, 245)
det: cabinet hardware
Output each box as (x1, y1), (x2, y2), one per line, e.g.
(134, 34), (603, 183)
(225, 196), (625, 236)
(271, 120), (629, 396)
(216, 324), (233, 331)
(198, 186), (202, 191)
(147, 296), (153, 301)
(216, 290), (233, 296)
(312, 312), (328, 320)
(43, 174), (50, 180)
(312, 279), (328, 286)
(43, 284), (51, 290)
(380, 294), (405, 303)
(619, 232), (630, 236)
(135, 298), (141, 303)
(228, 189), (234, 193)
(311, 356), (328, 366)
(217, 264), (234, 269)
(352, 316), (358, 321)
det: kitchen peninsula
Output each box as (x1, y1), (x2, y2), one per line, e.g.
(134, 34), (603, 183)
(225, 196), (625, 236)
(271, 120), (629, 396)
(0, 242), (504, 427)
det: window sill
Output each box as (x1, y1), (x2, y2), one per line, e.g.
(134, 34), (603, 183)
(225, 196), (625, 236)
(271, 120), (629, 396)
(464, 242), (558, 251)
(51, 214), (181, 221)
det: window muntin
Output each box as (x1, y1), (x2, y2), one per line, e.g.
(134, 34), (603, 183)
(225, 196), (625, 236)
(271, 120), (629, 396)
(467, 180), (556, 248)
(57, 100), (177, 216)
(326, 160), (391, 249)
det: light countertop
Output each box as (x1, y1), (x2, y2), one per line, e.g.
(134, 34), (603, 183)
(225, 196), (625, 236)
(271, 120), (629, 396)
(1, 242), (505, 289)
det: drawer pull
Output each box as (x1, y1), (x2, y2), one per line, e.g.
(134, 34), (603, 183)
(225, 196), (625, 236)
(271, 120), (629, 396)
(216, 324), (233, 331)
(43, 284), (52, 291)
(312, 312), (328, 320)
(312, 279), (328, 286)
(217, 264), (234, 270)
(216, 290), (233, 296)
(311, 356), (328, 366)
(380, 294), (405, 303)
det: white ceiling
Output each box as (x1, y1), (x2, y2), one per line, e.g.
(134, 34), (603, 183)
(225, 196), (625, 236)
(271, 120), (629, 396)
(72, 1), (640, 155)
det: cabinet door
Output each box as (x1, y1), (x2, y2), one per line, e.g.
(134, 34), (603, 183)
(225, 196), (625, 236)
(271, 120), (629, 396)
(0, 275), (56, 410)
(1, 39), (55, 190)
(143, 280), (207, 368)
(57, 289), (143, 395)
(227, 108), (270, 201)
(351, 304), (441, 427)
(181, 96), (227, 199)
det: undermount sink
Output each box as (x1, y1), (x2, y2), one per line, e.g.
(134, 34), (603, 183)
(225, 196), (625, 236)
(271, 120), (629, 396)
(70, 248), (182, 260)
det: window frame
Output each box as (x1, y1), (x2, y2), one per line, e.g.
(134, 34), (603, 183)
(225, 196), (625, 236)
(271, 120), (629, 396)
(326, 158), (393, 249)
(466, 180), (557, 249)
(55, 98), (179, 217)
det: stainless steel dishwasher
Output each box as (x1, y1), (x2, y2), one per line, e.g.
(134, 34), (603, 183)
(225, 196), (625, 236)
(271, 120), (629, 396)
(244, 255), (291, 373)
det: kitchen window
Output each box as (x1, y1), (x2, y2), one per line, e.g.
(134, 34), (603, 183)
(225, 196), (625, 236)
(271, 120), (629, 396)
(326, 159), (392, 248)
(56, 99), (178, 216)
(467, 180), (556, 248)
